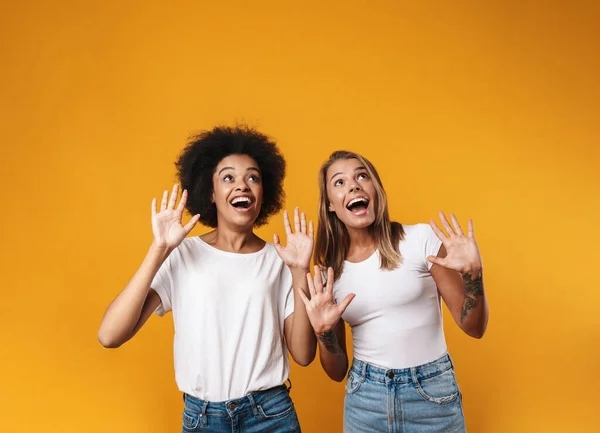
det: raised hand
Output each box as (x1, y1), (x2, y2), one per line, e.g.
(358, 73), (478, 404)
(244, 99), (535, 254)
(273, 207), (314, 270)
(297, 266), (355, 335)
(427, 212), (483, 278)
(151, 184), (200, 250)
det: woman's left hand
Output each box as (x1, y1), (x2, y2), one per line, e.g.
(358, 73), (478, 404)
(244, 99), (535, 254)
(274, 207), (314, 270)
(428, 212), (483, 278)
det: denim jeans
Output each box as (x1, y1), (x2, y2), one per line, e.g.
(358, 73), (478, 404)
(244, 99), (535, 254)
(181, 384), (301, 433)
(344, 353), (466, 433)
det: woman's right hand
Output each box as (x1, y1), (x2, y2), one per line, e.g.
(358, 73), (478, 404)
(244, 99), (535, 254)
(151, 184), (200, 250)
(298, 266), (355, 336)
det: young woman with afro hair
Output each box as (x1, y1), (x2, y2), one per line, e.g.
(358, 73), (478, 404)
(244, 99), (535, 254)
(98, 125), (316, 433)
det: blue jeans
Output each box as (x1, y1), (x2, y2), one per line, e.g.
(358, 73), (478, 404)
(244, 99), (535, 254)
(344, 354), (466, 433)
(181, 384), (301, 433)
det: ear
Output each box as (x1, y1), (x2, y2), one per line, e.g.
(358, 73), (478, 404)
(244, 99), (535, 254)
(211, 190), (215, 203)
(328, 203), (335, 212)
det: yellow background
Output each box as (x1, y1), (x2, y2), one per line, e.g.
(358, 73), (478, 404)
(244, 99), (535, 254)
(1, 1), (598, 432)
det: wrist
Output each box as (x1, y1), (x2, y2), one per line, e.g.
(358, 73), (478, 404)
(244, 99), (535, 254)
(461, 263), (482, 278)
(149, 242), (173, 259)
(289, 266), (310, 277)
(315, 326), (335, 338)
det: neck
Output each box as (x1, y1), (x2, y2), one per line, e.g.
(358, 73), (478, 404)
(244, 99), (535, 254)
(203, 225), (262, 253)
(347, 226), (375, 251)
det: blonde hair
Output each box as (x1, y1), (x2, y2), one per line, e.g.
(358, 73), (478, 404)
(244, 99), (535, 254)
(315, 150), (404, 280)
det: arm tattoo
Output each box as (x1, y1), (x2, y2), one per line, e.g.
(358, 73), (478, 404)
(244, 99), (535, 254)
(460, 295), (477, 322)
(463, 273), (484, 297)
(318, 329), (342, 353)
(460, 273), (484, 323)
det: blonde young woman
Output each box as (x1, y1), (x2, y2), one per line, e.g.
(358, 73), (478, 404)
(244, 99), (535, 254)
(297, 150), (488, 433)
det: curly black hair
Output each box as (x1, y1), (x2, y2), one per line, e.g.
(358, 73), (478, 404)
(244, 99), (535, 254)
(175, 125), (286, 228)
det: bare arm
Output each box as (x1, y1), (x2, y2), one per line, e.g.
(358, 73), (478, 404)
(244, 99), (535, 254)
(316, 320), (349, 382)
(276, 208), (317, 366)
(431, 246), (488, 338)
(284, 268), (317, 366)
(97, 185), (199, 348)
(97, 246), (169, 348)
(428, 213), (489, 339)
(298, 267), (355, 382)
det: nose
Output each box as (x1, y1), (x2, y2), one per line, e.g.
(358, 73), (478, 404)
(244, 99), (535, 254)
(349, 182), (361, 193)
(235, 180), (250, 192)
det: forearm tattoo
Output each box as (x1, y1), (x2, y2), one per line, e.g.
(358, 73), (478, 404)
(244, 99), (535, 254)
(318, 329), (342, 353)
(460, 273), (484, 322)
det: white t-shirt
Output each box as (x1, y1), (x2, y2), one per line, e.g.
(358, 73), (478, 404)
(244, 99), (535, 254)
(333, 224), (445, 369)
(151, 237), (295, 401)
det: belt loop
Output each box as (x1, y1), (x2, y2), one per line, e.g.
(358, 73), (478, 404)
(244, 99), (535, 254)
(361, 359), (367, 379)
(286, 378), (293, 392)
(247, 393), (259, 417)
(200, 400), (208, 426)
(410, 367), (419, 386)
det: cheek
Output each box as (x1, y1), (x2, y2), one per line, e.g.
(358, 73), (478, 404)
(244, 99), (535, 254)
(327, 199), (342, 214)
(331, 191), (345, 209)
(212, 183), (229, 203)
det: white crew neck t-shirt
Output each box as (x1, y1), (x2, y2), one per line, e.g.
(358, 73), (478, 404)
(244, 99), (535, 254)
(333, 223), (446, 369)
(151, 237), (295, 401)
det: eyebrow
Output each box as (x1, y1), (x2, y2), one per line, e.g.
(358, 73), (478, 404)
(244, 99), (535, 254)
(329, 166), (367, 181)
(218, 166), (261, 175)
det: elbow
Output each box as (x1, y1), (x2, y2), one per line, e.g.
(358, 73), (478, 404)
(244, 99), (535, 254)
(464, 322), (487, 339)
(322, 363), (348, 382)
(327, 369), (347, 382)
(469, 329), (486, 339)
(289, 343), (317, 367)
(332, 374), (345, 383)
(97, 331), (124, 349)
(291, 352), (316, 367)
(295, 358), (313, 367)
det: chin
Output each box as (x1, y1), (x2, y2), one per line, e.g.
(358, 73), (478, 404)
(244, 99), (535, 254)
(217, 210), (259, 230)
(341, 215), (375, 230)
(229, 217), (256, 228)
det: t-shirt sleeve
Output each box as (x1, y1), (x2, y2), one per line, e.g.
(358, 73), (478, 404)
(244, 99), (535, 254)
(419, 223), (443, 270)
(150, 253), (175, 316)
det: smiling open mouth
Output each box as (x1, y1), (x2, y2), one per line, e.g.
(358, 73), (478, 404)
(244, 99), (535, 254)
(346, 197), (369, 213)
(230, 196), (253, 209)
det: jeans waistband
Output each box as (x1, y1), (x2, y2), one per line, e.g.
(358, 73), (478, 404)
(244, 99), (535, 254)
(183, 382), (291, 417)
(350, 353), (454, 384)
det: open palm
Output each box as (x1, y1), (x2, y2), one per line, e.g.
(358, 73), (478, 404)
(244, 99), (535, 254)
(151, 184), (200, 250)
(274, 207), (314, 270)
(428, 212), (482, 277)
(298, 266), (355, 335)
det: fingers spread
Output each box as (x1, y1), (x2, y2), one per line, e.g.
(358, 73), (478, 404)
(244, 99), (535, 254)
(450, 213), (463, 235)
(439, 211), (454, 235)
(168, 184), (179, 209)
(283, 211), (292, 235)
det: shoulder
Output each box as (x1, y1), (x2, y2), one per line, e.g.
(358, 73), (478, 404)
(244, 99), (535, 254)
(398, 223), (440, 259)
(169, 237), (206, 262)
(262, 242), (279, 258)
(399, 223), (431, 243)
(178, 236), (204, 253)
(260, 242), (289, 268)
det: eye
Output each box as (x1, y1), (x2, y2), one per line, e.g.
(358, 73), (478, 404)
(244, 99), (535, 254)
(248, 174), (261, 182)
(334, 179), (343, 187)
(223, 174), (234, 182)
(357, 172), (369, 180)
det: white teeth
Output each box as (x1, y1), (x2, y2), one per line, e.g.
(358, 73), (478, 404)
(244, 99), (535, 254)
(231, 197), (251, 204)
(348, 198), (368, 206)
